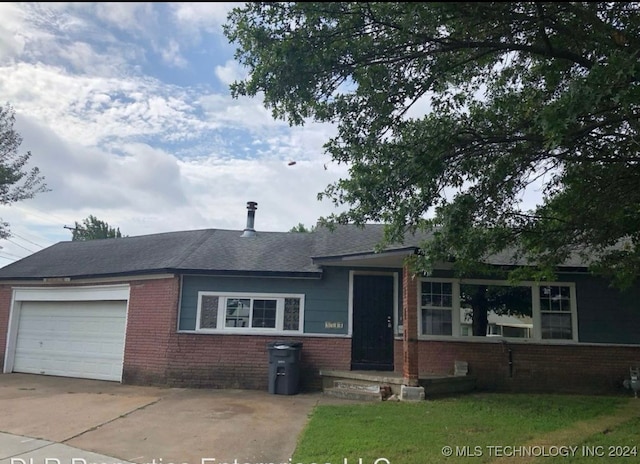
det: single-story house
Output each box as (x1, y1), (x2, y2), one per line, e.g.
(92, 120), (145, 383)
(1, 202), (638, 396)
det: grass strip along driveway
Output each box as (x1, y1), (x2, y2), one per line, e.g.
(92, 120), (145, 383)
(292, 393), (639, 464)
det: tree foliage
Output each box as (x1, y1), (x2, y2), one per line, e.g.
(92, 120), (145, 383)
(224, 2), (640, 287)
(0, 103), (48, 238)
(289, 222), (315, 233)
(71, 215), (124, 241)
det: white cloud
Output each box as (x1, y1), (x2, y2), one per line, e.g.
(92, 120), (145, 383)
(160, 39), (188, 68)
(199, 92), (283, 130)
(9, 96), (345, 230)
(215, 59), (247, 86)
(170, 2), (238, 32)
(56, 40), (128, 76)
(11, 115), (184, 211)
(93, 2), (157, 36)
(0, 62), (211, 147)
(0, 3), (27, 60)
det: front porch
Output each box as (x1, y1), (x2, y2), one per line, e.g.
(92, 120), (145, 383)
(320, 369), (477, 401)
(324, 265), (477, 401)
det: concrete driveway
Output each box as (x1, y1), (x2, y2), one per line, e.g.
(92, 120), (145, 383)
(0, 373), (339, 464)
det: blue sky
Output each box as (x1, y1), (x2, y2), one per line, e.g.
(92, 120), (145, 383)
(0, 2), (347, 265)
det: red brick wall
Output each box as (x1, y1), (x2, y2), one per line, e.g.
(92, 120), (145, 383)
(121, 277), (181, 385)
(411, 339), (640, 395)
(402, 265), (419, 385)
(0, 285), (13, 372)
(164, 334), (351, 391)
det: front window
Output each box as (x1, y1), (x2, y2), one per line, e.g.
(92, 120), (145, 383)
(200, 295), (219, 329)
(197, 292), (304, 333)
(283, 297), (301, 331)
(421, 281), (453, 335)
(418, 279), (576, 341)
(459, 284), (533, 339)
(225, 298), (251, 327)
(539, 285), (573, 340)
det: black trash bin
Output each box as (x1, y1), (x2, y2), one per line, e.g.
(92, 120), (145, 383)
(267, 341), (303, 395)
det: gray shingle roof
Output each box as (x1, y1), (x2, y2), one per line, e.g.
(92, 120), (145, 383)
(0, 225), (398, 280)
(0, 223), (587, 281)
(311, 223), (425, 258)
(0, 229), (213, 280)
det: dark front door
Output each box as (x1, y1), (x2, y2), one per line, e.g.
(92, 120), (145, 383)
(351, 274), (395, 371)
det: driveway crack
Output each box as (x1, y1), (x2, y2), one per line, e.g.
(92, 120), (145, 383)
(60, 397), (163, 444)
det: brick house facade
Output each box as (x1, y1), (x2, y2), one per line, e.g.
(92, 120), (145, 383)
(1, 219), (639, 396)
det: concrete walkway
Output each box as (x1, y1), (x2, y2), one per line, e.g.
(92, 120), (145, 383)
(0, 432), (132, 464)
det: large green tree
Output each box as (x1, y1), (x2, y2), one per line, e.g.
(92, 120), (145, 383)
(224, 2), (640, 287)
(70, 215), (124, 241)
(0, 103), (48, 238)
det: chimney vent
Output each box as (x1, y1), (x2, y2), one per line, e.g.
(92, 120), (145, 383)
(241, 201), (258, 237)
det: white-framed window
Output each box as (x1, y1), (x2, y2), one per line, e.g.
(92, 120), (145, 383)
(538, 285), (574, 340)
(420, 279), (457, 336)
(196, 292), (304, 334)
(418, 279), (578, 342)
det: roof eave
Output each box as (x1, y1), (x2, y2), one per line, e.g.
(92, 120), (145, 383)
(175, 269), (323, 279)
(0, 268), (178, 283)
(0, 267), (324, 282)
(312, 246), (418, 263)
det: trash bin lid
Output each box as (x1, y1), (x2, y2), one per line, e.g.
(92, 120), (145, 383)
(267, 341), (303, 349)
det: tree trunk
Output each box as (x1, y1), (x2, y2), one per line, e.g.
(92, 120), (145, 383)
(471, 285), (489, 336)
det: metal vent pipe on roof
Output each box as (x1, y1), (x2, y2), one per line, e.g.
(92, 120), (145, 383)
(241, 201), (258, 237)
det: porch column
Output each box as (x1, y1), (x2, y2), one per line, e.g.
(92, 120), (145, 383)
(402, 263), (419, 386)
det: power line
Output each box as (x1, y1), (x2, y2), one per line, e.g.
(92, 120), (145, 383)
(9, 232), (45, 249)
(7, 223), (57, 248)
(0, 250), (24, 259)
(14, 205), (74, 228)
(4, 238), (35, 253)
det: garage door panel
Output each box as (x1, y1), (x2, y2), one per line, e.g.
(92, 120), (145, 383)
(13, 300), (127, 382)
(14, 355), (121, 381)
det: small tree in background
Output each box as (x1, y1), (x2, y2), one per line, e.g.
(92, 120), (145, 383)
(0, 103), (48, 238)
(71, 215), (124, 241)
(289, 223), (316, 233)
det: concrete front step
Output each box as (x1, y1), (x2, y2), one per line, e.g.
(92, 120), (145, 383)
(333, 379), (381, 393)
(319, 369), (477, 401)
(323, 378), (395, 401)
(323, 386), (384, 402)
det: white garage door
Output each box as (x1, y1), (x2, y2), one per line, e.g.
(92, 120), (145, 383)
(13, 300), (127, 381)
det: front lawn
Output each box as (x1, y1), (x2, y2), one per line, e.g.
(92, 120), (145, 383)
(292, 393), (636, 464)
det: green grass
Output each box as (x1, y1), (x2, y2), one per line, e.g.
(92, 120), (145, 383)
(291, 393), (630, 464)
(545, 416), (640, 464)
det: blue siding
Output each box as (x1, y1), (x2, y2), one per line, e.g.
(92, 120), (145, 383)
(179, 268), (351, 334)
(573, 274), (640, 344)
(180, 268), (640, 343)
